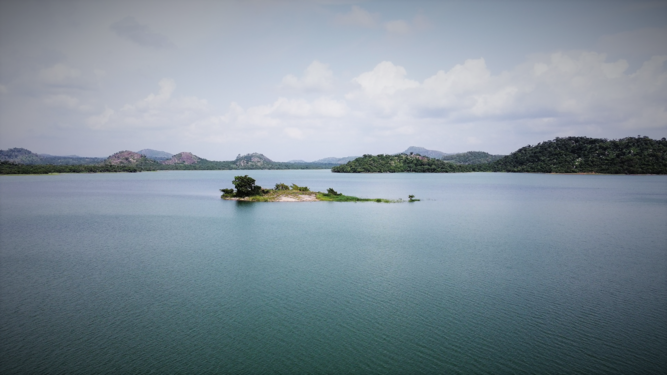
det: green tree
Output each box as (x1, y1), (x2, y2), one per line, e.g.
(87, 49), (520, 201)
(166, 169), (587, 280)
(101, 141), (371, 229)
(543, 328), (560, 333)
(233, 175), (262, 197)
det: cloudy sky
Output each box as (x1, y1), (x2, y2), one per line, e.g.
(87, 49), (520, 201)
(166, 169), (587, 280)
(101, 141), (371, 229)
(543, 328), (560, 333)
(1, 0), (665, 161)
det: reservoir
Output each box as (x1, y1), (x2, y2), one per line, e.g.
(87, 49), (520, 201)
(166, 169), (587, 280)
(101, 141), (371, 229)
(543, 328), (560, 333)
(1, 171), (666, 373)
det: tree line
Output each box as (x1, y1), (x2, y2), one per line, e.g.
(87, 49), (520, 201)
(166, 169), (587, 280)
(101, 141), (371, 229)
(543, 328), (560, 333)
(332, 136), (667, 174)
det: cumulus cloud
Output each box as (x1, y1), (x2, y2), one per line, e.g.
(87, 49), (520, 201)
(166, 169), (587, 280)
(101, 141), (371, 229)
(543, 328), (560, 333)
(346, 52), (667, 137)
(82, 53), (666, 152)
(281, 60), (334, 91)
(334, 6), (379, 28)
(110, 16), (174, 49)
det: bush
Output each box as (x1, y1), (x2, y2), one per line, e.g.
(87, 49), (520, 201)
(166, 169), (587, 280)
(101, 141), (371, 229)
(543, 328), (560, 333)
(290, 183), (309, 192)
(326, 188), (342, 196)
(275, 183), (289, 190)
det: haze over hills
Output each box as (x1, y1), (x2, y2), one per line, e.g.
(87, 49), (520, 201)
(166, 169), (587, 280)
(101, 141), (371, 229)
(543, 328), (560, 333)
(3, 136), (666, 174)
(0, 148), (106, 165)
(401, 147), (449, 159)
(137, 149), (173, 160)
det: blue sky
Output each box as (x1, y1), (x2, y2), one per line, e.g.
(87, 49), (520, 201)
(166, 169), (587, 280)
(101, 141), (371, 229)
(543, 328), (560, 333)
(1, 0), (665, 160)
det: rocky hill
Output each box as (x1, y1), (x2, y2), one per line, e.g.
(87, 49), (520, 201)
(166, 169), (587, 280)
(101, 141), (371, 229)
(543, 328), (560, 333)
(235, 153), (273, 168)
(104, 151), (159, 167)
(162, 152), (201, 165)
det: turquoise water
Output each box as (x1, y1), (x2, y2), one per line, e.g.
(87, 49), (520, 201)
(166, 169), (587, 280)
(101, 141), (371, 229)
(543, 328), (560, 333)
(1, 171), (666, 374)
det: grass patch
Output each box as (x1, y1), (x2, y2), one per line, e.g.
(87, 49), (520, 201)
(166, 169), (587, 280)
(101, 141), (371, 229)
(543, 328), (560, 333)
(316, 193), (397, 203)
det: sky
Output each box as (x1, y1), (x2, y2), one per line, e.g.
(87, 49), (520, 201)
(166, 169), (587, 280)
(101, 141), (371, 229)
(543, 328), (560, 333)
(0, 0), (666, 161)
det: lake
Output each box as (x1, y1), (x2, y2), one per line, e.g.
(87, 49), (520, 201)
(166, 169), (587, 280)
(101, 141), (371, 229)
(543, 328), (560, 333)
(1, 170), (666, 374)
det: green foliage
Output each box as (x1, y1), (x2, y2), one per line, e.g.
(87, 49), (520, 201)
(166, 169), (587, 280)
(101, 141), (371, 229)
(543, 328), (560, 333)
(490, 136), (667, 174)
(331, 153), (482, 173)
(408, 195), (420, 202)
(441, 151), (504, 164)
(220, 188), (235, 197)
(326, 188), (342, 196)
(232, 175), (262, 197)
(0, 161), (143, 174)
(290, 183), (310, 191)
(275, 183), (290, 190)
(331, 136), (667, 175)
(316, 192), (395, 203)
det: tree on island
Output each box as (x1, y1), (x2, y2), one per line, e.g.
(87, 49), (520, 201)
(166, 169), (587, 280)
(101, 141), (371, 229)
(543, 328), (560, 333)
(232, 175), (262, 197)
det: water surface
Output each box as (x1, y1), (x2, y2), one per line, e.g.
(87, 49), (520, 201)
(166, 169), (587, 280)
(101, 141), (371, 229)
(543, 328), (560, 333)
(1, 171), (666, 373)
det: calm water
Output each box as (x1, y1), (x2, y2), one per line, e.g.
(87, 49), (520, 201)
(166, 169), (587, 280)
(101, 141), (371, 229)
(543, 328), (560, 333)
(1, 171), (666, 374)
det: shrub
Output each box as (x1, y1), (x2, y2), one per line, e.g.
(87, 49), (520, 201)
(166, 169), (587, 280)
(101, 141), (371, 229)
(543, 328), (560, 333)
(326, 188), (342, 196)
(275, 183), (289, 190)
(290, 183), (309, 192)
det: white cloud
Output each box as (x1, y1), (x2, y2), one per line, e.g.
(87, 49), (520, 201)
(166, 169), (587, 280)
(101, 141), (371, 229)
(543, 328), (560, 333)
(342, 52), (666, 140)
(281, 60), (334, 91)
(75, 53), (667, 153)
(351, 61), (419, 96)
(334, 6), (379, 28)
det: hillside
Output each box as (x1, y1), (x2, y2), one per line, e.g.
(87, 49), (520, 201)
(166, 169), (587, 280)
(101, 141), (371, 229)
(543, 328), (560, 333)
(0, 148), (42, 164)
(401, 146), (448, 159)
(162, 152), (201, 165)
(0, 148), (105, 165)
(332, 136), (667, 174)
(442, 151), (504, 164)
(234, 153), (273, 168)
(104, 151), (161, 168)
(490, 136), (667, 174)
(332, 154), (477, 173)
(137, 149), (173, 159)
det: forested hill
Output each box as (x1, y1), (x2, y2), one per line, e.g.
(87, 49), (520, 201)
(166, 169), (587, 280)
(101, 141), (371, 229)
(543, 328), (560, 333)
(332, 136), (667, 174)
(442, 151), (504, 164)
(490, 136), (667, 174)
(331, 154), (482, 173)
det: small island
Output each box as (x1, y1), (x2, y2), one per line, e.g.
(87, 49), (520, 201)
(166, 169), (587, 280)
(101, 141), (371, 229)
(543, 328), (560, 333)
(221, 175), (409, 203)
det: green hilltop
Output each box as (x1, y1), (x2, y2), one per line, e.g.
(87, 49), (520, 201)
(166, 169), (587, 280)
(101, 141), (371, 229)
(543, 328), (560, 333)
(332, 136), (667, 174)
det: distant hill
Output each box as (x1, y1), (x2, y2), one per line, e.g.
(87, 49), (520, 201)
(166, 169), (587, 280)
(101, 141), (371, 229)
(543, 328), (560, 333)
(0, 148), (42, 164)
(104, 151), (160, 168)
(235, 153), (273, 168)
(332, 154), (474, 173)
(137, 149), (173, 160)
(313, 156), (360, 164)
(162, 152), (201, 165)
(287, 159), (309, 163)
(401, 146), (448, 159)
(442, 151), (504, 164)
